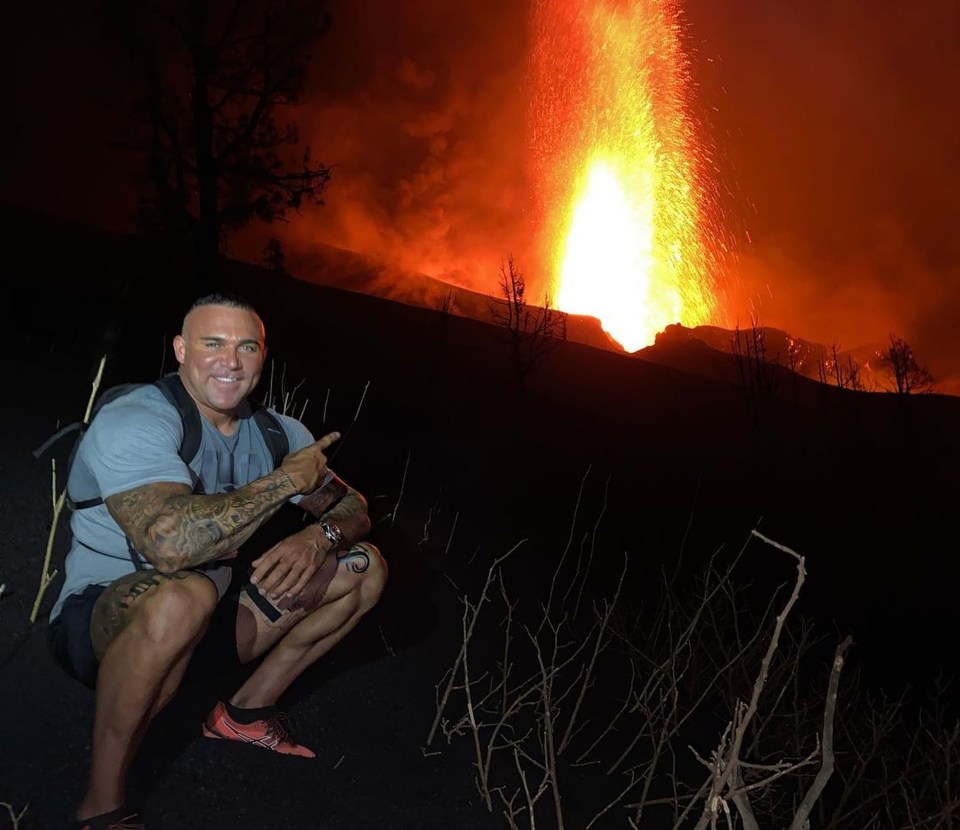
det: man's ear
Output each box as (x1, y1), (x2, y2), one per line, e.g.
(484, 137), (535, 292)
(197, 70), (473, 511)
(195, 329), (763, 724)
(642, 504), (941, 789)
(173, 334), (186, 365)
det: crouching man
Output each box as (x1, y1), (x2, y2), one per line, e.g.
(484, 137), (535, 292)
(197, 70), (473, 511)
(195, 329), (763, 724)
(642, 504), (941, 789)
(47, 293), (386, 829)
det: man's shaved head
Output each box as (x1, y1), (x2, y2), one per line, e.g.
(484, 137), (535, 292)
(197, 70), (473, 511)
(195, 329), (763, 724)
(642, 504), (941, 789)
(182, 292), (262, 336)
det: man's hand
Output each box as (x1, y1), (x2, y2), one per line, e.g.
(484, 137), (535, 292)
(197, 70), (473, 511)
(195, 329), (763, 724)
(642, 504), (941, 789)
(249, 525), (332, 602)
(280, 431), (341, 494)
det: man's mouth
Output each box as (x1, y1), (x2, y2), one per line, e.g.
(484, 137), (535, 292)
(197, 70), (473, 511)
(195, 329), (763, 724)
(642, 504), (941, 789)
(213, 376), (242, 384)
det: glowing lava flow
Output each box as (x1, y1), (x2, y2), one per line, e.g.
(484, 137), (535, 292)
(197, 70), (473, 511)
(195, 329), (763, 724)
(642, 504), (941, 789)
(530, 0), (717, 351)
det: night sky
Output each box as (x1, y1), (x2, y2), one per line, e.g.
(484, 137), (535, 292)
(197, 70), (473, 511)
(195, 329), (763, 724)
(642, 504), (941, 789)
(4, 0), (959, 390)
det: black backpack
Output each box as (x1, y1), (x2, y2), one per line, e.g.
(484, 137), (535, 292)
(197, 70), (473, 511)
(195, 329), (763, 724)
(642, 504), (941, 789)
(33, 373), (290, 565)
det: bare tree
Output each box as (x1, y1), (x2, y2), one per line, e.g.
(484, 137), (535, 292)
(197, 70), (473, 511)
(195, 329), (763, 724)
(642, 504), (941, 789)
(823, 343), (867, 392)
(435, 288), (459, 317)
(843, 354), (865, 391)
(489, 256), (567, 394)
(108, 0), (332, 289)
(731, 315), (782, 416)
(878, 334), (935, 395)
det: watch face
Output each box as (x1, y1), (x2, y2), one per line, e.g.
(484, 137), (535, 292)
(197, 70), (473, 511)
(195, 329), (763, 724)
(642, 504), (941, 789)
(322, 521), (342, 546)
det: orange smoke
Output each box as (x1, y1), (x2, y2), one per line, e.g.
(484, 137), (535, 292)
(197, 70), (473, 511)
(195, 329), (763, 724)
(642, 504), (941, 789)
(529, 0), (719, 351)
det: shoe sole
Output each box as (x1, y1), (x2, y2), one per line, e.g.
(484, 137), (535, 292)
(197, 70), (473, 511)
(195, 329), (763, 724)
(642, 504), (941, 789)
(201, 722), (315, 757)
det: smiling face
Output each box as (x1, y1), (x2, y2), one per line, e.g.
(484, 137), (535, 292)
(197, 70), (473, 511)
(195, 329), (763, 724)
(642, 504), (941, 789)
(173, 303), (267, 428)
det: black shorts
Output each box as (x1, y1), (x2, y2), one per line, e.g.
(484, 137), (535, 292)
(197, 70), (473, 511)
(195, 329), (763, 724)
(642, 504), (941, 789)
(47, 571), (250, 690)
(47, 585), (106, 689)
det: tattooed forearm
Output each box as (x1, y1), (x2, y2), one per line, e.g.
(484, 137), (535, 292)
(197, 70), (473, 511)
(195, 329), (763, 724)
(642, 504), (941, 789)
(321, 491), (366, 525)
(300, 476), (371, 549)
(106, 470), (300, 571)
(299, 476), (349, 517)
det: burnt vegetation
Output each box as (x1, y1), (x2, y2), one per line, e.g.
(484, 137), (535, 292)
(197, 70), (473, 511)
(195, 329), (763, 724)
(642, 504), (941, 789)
(729, 315), (937, 417)
(877, 334), (935, 395)
(428, 519), (959, 829)
(488, 256), (568, 397)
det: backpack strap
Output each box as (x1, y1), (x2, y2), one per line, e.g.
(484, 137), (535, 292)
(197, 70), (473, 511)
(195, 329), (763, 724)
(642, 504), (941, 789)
(70, 491), (106, 511)
(155, 373), (288, 471)
(65, 377), (199, 513)
(32, 421), (84, 460)
(252, 407), (289, 470)
(110, 374), (202, 571)
(154, 373), (203, 466)
(63, 383), (145, 510)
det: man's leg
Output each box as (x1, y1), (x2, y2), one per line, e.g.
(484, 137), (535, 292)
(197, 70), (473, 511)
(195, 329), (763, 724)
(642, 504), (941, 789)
(233, 543), (386, 706)
(78, 570), (218, 822)
(202, 543), (385, 752)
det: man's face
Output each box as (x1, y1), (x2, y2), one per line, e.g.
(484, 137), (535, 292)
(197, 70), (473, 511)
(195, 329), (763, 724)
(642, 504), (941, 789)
(173, 304), (267, 421)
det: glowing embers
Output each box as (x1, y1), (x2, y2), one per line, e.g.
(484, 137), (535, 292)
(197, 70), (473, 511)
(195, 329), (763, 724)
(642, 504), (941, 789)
(531, 0), (717, 352)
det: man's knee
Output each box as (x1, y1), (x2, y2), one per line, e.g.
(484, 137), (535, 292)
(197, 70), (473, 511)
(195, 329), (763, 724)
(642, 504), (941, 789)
(342, 542), (386, 611)
(136, 573), (218, 649)
(93, 570), (219, 658)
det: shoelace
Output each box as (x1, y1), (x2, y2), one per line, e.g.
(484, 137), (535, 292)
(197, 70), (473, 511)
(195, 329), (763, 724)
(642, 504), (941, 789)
(263, 712), (294, 742)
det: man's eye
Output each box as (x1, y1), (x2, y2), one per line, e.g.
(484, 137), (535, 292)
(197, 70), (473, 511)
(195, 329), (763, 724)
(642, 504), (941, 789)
(240, 343), (260, 353)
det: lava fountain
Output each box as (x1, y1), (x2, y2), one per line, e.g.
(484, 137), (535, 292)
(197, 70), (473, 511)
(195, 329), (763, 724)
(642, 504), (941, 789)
(529, 0), (718, 351)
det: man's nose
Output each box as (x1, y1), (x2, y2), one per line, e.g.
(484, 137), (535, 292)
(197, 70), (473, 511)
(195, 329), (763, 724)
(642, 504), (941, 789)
(222, 348), (242, 369)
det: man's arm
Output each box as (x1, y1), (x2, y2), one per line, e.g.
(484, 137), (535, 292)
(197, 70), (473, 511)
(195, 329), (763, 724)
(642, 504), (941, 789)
(298, 475), (371, 550)
(104, 431), (341, 572)
(248, 474), (372, 601)
(105, 471), (298, 572)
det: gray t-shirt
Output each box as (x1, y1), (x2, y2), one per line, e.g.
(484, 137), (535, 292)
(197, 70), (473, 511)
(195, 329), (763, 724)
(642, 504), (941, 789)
(49, 385), (315, 620)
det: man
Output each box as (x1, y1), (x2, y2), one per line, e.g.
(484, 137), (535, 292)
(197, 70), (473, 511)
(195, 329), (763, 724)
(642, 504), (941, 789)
(47, 293), (386, 830)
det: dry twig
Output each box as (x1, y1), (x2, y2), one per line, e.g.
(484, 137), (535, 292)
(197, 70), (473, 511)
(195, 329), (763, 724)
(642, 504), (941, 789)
(31, 354), (106, 623)
(0, 801), (28, 829)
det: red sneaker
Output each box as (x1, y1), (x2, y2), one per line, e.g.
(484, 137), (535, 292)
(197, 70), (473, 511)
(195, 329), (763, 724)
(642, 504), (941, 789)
(202, 700), (316, 758)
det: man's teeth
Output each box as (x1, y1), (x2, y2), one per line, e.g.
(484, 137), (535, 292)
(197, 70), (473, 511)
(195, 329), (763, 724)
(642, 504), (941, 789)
(215, 377), (240, 383)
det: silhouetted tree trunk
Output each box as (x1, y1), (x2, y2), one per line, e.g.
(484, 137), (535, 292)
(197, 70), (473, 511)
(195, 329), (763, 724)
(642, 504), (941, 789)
(108, 0), (332, 293)
(190, 0), (218, 292)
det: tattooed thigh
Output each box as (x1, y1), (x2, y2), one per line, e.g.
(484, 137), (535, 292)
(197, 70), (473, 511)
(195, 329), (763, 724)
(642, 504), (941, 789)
(90, 569), (196, 658)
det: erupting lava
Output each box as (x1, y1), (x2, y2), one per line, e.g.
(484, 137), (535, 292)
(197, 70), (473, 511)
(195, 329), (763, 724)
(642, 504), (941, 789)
(530, 0), (717, 351)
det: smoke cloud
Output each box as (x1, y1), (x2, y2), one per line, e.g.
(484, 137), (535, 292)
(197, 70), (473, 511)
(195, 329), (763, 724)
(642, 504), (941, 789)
(255, 0), (536, 291)
(690, 0), (960, 393)
(722, 227), (960, 393)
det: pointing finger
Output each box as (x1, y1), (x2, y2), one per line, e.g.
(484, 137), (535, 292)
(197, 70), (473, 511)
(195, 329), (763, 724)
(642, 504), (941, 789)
(314, 431), (341, 451)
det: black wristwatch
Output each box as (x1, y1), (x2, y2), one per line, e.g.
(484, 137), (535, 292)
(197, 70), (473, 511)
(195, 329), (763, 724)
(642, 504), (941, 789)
(318, 520), (344, 549)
